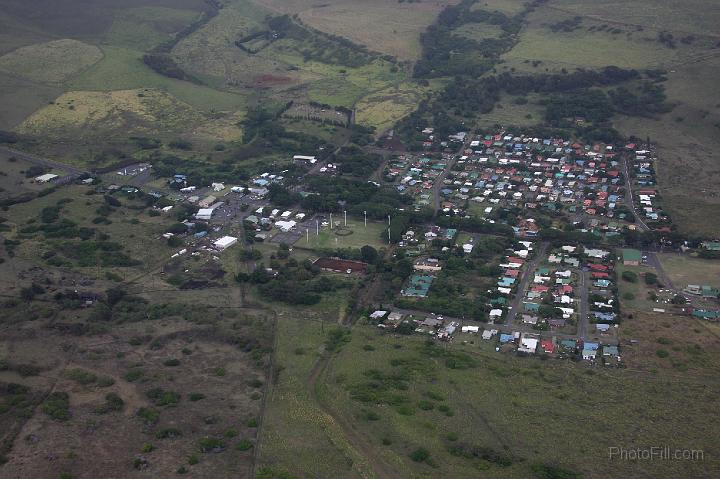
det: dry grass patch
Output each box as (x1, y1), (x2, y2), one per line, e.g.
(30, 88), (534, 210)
(0, 39), (103, 83)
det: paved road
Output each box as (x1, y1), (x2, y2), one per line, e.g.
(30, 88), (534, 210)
(0, 145), (88, 185)
(504, 241), (550, 325)
(621, 152), (651, 231)
(577, 269), (590, 340)
(387, 306), (616, 344)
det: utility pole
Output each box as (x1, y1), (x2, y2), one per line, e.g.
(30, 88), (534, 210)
(364, 210), (367, 227)
(387, 215), (391, 244)
(306, 229), (309, 243)
(330, 212), (333, 229)
(316, 219), (319, 236)
(344, 210), (347, 226)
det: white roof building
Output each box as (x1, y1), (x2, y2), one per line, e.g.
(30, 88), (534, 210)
(214, 236), (237, 251)
(35, 173), (58, 183)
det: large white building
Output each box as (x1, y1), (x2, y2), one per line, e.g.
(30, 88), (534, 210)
(214, 236), (238, 251)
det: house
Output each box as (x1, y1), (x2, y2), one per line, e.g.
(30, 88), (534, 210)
(582, 348), (597, 360)
(621, 248), (642, 266)
(482, 329), (498, 340)
(195, 208), (215, 220)
(214, 236), (237, 251)
(541, 339), (555, 354)
(499, 333), (514, 344)
(35, 173), (59, 183)
(462, 325), (480, 333)
(370, 311), (387, 319)
(522, 315), (538, 325)
(603, 345), (620, 358)
(518, 334), (539, 354)
(414, 258), (442, 272)
(275, 220), (296, 232)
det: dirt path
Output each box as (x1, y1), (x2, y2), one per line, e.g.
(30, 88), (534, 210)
(307, 353), (401, 479)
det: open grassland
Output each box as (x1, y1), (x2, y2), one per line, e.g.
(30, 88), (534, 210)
(258, 302), (365, 478)
(18, 89), (204, 137)
(68, 46), (248, 112)
(500, 5), (707, 73)
(2, 184), (178, 279)
(0, 73), (61, 130)
(475, 93), (545, 129)
(0, 39), (103, 84)
(313, 324), (720, 479)
(253, 0), (461, 60)
(471, 0), (528, 15)
(548, 0), (720, 37)
(355, 82), (432, 134)
(0, 300), (269, 478)
(657, 253), (720, 287)
(620, 311), (720, 373)
(171, 0), (294, 92)
(104, 6), (202, 51)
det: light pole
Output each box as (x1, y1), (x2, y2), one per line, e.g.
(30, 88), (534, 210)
(364, 210), (367, 227)
(344, 210), (347, 226)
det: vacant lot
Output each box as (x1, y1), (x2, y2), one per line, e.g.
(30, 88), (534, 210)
(0, 304), (270, 478)
(312, 324), (720, 479)
(657, 253), (720, 287)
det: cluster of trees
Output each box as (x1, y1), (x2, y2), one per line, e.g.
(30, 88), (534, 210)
(300, 176), (412, 219)
(333, 145), (383, 177)
(237, 257), (351, 305)
(414, 0), (522, 78)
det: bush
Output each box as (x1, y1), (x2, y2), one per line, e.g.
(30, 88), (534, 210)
(96, 392), (124, 414)
(163, 358), (181, 367)
(198, 437), (225, 453)
(621, 270), (638, 282)
(409, 447), (430, 462)
(146, 388), (180, 406)
(656, 349), (669, 358)
(156, 428), (182, 439)
(42, 392), (71, 421)
(644, 272), (658, 285)
(236, 439), (254, 451)
(188, 454), (199, 465)
(137, 407), (160, 426)
(189, 393), (205, 401)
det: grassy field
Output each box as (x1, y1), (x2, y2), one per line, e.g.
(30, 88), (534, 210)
(0, 39), (103, 84)
(657, 253), (720, 287)
(310, 324), (720, 479)
(294, 218), (390, 251)
(253, 0), (462, 60)
(257, 297), (364, 478)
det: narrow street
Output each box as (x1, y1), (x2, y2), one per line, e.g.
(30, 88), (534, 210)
(577, 269), (590, 340)
(504, 241), (549, 325)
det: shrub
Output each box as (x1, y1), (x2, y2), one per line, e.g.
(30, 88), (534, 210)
(146, 388), (180, 406)
(163, 358), (180, 367)
(141, 443), (154, 453)
(621, 271), (638, 283)
(247, 418), (258, 428)
(418, 400), (435, 411)
(137, 407), (160, 426)
(124, 369), (144, 382)
(156, 428), (182, 439)
(188, 454), (199, 465)
(189, 393), (205, 402)
(42, 392), (70, 421)
(198, 437), (225, 453)
(96, 393), (124, 414)
(409, 448), (430, 462)
(644, 272), (658, 285)
(236, 439), (253, 451)
(247, 377), (263, 388)
(656, 349), (669, 358)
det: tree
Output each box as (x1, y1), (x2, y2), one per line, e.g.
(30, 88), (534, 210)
(360, 245), (378, 263)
